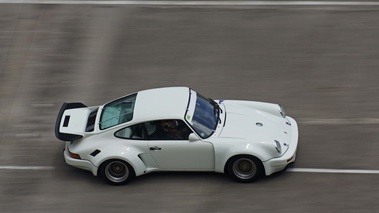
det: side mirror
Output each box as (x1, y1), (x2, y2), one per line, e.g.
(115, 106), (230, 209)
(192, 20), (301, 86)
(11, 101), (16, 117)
(188, 133), (200, 142)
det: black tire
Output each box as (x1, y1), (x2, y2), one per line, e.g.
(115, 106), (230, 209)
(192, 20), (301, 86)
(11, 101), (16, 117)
(226, 155), (263, 183)
(99, 160), (135, 185)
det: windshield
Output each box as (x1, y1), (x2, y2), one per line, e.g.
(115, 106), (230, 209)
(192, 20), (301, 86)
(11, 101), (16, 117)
(185, 91), (219, 139)
(99, 93), (137, 130)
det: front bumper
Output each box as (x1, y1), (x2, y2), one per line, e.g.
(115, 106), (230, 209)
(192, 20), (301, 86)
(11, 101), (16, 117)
(262, 116), (299, 176)
(64, 145), (98, 176)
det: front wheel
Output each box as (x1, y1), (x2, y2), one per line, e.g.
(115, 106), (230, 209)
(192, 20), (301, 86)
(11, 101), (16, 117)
(99, 160), (135, 185)
(226, 155), (263, 183)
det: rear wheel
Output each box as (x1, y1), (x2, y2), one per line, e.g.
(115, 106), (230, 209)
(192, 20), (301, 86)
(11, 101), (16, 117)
(99, 160), (135, 185)
(226, 155), (263, 183)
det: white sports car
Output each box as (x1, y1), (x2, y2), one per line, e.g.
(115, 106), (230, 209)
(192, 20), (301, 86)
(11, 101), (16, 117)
(55, 87), (298, 185)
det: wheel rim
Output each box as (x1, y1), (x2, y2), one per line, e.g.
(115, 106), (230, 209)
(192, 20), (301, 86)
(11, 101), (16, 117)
(232, 158), (257, 180)
(105, 161), (129, 183)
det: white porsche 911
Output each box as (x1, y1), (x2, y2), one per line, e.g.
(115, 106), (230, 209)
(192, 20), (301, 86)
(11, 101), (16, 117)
(55, 87), (298, 185)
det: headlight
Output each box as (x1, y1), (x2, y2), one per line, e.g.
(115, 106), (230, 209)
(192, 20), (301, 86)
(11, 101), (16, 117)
(278, 104), (286, 118)
(274, 140), (281, 154)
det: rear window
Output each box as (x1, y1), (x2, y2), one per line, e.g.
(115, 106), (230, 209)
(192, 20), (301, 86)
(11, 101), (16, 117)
(99, 93), (137, 130)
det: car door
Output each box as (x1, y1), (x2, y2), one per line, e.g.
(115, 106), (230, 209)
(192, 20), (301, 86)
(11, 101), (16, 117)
(114, 123), (157, 169)
(145, 120), (215, 171)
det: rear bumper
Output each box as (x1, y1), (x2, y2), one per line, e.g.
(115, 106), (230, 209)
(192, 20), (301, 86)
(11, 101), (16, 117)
(64, 145), (98, 176)
(55, 102), (86, 141)
(263, 116), (299, 176)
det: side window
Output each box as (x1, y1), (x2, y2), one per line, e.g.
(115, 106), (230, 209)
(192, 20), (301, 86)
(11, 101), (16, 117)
(115, 123), (147, 139)
(147, 119), (193, 140)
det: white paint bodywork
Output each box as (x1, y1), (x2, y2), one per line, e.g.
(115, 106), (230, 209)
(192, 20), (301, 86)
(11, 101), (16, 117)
(59, 87), (298, 178)
(60, 108), (91, 134)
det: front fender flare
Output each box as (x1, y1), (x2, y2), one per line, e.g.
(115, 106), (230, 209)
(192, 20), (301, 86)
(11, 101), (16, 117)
(214, 142), (278, 175)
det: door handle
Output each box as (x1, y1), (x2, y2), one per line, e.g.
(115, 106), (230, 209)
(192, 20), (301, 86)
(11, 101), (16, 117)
(149, 146), (162, 151)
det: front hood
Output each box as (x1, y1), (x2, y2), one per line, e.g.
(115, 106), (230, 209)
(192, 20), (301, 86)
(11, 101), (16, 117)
(218, 102), (292, 151)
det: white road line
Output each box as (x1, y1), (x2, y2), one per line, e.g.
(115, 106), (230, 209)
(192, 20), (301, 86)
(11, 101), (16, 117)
(1, 1), (379, 6)
(0, 166), (55, 170)
(288, 168), (379, 174)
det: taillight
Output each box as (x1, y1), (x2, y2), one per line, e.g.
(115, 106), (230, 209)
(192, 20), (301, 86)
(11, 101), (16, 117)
(68, 149), (81, 159)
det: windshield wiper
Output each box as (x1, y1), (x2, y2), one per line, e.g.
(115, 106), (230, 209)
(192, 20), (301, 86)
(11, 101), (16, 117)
(209, 98), (223, 113)
(208, 98), (222, 124)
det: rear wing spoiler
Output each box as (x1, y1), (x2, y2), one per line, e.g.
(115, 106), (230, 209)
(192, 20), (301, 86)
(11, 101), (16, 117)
(55, 102), (87, 141)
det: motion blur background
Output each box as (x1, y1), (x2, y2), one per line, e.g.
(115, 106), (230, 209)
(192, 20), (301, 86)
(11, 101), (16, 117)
(1, 1), (379, 212)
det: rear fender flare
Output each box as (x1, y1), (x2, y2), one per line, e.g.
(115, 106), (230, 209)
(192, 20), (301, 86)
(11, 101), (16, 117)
(90, 145), (147, 176)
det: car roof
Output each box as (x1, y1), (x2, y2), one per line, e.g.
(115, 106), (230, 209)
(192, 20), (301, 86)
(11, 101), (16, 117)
(132, 87), (190, 122)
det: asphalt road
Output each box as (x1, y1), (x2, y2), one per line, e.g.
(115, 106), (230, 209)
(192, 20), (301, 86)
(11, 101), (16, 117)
(1, 2), (379, 213)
